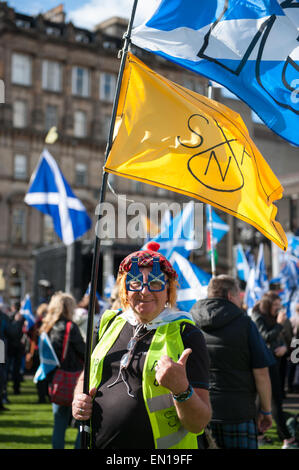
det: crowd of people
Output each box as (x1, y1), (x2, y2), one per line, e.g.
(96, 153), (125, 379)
(0, 243), (299, 450)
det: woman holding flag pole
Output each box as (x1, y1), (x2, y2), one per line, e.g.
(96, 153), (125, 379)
(72, 242), (211, 449)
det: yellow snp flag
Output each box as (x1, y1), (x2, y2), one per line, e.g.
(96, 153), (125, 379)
(105, 53), (287, 251)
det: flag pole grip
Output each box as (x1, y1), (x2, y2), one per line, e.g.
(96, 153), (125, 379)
(80, 0), (139, 449)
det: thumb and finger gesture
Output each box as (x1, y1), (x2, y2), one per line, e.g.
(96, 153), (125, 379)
(155, 348), (192, 393)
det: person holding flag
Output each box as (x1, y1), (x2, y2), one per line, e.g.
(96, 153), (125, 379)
(72, 242), (211, 449)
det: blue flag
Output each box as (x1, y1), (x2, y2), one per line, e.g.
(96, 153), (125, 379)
(132, 0), (299, 146)
(169, 251), (211, 312)
(236, 244), (250, 282)
(20, 294), (35, 330)
(142, 201), (201, 258)
(244, 243), (269, 312)
(24, 149), (92, 245)
(33, 332), (60, 383)
(206, 206), (229, 245)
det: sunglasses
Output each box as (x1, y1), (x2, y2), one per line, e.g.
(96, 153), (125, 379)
(127, 278), (168, 292)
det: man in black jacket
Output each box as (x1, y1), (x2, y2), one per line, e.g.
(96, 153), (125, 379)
(191, 275), (273, 449)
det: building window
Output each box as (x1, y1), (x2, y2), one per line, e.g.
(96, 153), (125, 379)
(11, 53), (31, 86)
(99, 72), (116, 102)
(75, 163), (87, 186)
(14, 154), (27, 179)
(72, 66), (90, 97)
(45, 104), (58, 131)
(42, 60), (62, 92)
(13, 100), (27, 128)
(12, 208), (26, 244)
(74, 110), (87, 137)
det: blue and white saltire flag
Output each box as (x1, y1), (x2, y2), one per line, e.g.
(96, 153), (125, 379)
(206, 206), (229, 245)
(24, 149), (92, 245)
(33, 332), (60, 383)
(244, 243), (269, 313)
(169, 251), (211, 312)
(255, 243), (269, 298)
(270, 253), (299, 316)
(132, 0), (299, 146)
(236, 244), (250, 282)
(142, 201), (201, 258)
(20, 294), (35, 330)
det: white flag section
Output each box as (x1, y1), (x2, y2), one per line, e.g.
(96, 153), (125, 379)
(33, 332), (60, 383)
(25, 149), (91, 245)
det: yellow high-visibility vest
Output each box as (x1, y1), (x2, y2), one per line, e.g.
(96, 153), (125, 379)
(90, 309), (202, 449)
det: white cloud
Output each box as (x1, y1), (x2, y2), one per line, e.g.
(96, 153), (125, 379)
(68, 0), (161, 30)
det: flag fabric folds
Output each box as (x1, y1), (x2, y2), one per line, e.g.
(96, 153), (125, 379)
(244, 243), (269, 312)
(20, 294), (35, 330)
(105, 53), (287, 251)
(33, 332), (60, 383)
(25, 149), (92, 245)
(170, 251), (211, 312)
(142, 201), (200, 258)
(132, 0), (299, 147)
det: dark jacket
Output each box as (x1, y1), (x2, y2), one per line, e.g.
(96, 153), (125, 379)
(48, 318), (85, 373)
(191, 298), (257, 423)
(251, 309), (285, 353)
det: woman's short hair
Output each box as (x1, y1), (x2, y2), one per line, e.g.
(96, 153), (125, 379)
(257, 291), (281, 315)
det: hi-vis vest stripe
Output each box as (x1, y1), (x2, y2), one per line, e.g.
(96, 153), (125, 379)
(90, 310), (202, 449)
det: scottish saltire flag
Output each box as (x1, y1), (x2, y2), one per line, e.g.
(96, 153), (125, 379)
(255, 243), (269, 297)
(142, 201), (201, 258)
(169, 251), (211, 311)
(33, 332), (60, 383)
(24, 149), (92, 245)
(20, 294), (35, 330)
(132, 0), (299, 146)
(270, 253), (299, 316)
(244, 243), (269, 312)
(287, 234), (299, 258)
(206, 206), (229, 245)
(236, 244), (250, 282)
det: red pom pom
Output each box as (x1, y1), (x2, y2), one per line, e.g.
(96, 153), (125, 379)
(146, 241), (160, 252)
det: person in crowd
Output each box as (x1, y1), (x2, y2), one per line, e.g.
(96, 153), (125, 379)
(0, 306), (25, 408)
(72, 242), (211, 449)
(252, 291), (299, 449)
(190, 275), (273, 449)
(278, 307), (294, 397)
(39, 292), (85, 449)
(6, 302), (26, 395)
(26, 303), (49, 403)
(288, 303), (299, 392)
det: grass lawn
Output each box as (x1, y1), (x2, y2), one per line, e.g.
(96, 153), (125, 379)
(0, 376), (297, 449)
(0, 376), (79, 449)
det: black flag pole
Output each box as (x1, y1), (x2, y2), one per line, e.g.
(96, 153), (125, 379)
(80, 0), (139, 449)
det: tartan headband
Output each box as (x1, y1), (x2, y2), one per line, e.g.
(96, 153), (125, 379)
(118, 242), (178, 279)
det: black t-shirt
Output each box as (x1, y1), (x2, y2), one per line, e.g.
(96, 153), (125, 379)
(91, 320), (210, 449)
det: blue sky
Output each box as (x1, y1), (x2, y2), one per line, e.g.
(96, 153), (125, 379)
(7, 0), (160, 29)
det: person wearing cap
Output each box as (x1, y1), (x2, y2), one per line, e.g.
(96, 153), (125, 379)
(72, 242), (211, 449)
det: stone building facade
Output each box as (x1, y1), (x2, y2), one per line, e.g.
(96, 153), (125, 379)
(0, 3), (298, 306)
